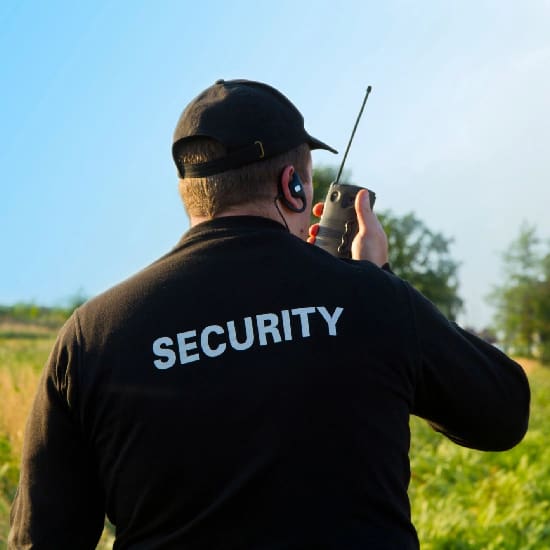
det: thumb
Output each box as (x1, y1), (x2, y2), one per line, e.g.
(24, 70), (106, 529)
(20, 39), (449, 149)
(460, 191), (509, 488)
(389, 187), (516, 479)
(312, 202), (324, 218)
(355, 189), (371, 236)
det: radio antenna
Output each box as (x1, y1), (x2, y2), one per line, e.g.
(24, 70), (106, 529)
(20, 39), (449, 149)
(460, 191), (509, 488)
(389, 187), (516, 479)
(334, 85), (372, 185)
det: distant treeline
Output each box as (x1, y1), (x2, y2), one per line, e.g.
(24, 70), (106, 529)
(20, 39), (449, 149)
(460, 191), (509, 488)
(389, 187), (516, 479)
(0, 304), (71, 328)
(0, 295), (89, 329)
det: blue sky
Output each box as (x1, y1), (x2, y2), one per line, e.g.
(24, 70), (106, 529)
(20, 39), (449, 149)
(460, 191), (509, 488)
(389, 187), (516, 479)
(2, 0), (549, 328)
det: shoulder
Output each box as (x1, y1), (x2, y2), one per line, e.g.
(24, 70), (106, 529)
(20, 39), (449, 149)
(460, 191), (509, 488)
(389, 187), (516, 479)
(292, 240), (414, 312)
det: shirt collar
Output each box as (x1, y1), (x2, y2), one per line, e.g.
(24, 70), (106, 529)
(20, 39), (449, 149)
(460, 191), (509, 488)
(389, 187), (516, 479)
(175, 215), (288, 248)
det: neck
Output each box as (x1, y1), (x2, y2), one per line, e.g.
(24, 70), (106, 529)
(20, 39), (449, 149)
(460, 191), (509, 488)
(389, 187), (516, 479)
(189, 204), (283, 228)
(189, 201), (308, 241)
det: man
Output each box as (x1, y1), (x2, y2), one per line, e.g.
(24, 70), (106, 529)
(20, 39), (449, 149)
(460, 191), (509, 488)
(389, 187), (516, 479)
(10, 79), (529, 549)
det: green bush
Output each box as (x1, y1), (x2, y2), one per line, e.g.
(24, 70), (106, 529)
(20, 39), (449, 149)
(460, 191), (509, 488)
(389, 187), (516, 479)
(410, 367), (550, 548)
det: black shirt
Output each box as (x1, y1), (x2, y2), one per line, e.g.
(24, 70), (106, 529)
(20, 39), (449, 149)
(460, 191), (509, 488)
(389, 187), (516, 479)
(9, 216), (530, 549)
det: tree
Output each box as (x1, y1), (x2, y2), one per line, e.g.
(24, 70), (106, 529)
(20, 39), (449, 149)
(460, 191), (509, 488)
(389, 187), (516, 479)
(490, 223), (550, 362)
(536, 253), (550, 363)
(65, 288), (88, 311)
(378, 211), (463, 319)
(312, 166), (463, 319)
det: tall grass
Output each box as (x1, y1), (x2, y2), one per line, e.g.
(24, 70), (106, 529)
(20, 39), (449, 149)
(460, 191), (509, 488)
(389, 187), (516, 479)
(410, 363), (550, 548)
(0, 369), (42, 460)
(0, 324), (53, 547)
(1, 325), (549, 548)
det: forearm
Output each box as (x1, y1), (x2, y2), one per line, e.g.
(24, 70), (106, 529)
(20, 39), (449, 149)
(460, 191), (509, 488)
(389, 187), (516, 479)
(409, 286), (530, 451)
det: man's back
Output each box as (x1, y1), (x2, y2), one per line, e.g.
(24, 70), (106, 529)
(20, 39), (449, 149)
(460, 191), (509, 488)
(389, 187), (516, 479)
(81, 216), (418, 547)
(11, 215), (528, 549)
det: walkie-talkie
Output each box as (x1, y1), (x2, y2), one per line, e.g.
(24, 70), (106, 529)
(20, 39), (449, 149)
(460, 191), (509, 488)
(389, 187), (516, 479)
(314, 86), (375, 259)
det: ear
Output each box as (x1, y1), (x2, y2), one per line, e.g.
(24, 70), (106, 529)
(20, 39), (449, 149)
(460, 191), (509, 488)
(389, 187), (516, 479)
(278, 165), (306, 213)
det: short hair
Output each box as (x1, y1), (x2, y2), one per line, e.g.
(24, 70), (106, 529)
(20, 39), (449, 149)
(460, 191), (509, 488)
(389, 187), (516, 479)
(176, 138), (310, 218)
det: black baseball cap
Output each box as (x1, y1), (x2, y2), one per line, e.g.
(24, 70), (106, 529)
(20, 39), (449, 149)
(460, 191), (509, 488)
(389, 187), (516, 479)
(172, 79), (337, 178)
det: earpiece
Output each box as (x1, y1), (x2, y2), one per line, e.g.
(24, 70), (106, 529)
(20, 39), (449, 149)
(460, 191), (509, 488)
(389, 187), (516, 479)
(278, 171), (306, 213)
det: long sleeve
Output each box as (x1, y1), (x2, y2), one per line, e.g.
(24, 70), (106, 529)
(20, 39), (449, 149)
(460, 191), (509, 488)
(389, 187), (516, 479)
(8, 314), (105, 549)
(408, 284), (530, 452)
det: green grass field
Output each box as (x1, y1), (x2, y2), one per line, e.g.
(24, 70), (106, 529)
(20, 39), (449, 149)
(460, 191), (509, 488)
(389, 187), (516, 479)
(409, 363), (550, 548)
(1, 323), (549, 548)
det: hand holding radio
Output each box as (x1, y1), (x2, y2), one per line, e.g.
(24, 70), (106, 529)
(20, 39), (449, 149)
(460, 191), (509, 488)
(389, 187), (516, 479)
(350, 189), (388, 266)
(309, 187), (388, 266)
(312, 86), (385, 261)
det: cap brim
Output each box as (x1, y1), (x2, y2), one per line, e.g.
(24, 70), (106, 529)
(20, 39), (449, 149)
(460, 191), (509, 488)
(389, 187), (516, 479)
(308, 134), (338, 154)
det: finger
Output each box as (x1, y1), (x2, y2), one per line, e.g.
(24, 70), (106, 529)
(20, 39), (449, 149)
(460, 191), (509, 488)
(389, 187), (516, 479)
(354, 189), (371, 236)
(307, 223), (319, 244)
(312, 202), (324, 218)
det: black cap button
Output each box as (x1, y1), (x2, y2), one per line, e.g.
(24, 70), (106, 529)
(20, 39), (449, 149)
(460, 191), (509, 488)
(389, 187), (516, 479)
(215, 79), (225, 85)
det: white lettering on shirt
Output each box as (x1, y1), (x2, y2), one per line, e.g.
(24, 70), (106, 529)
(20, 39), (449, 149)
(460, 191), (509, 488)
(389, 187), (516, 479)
(317, 306), (344, 336)
(201, 324), (226, 357)
(152, 305), (344, 369)
(281, 309), (293, 341)
(152, 336), (177, 369)
(176, 330), (200, 364)
(227, 317), (254, 351)
(291, 307), (316, 337)
(256, 313), (282, 346)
